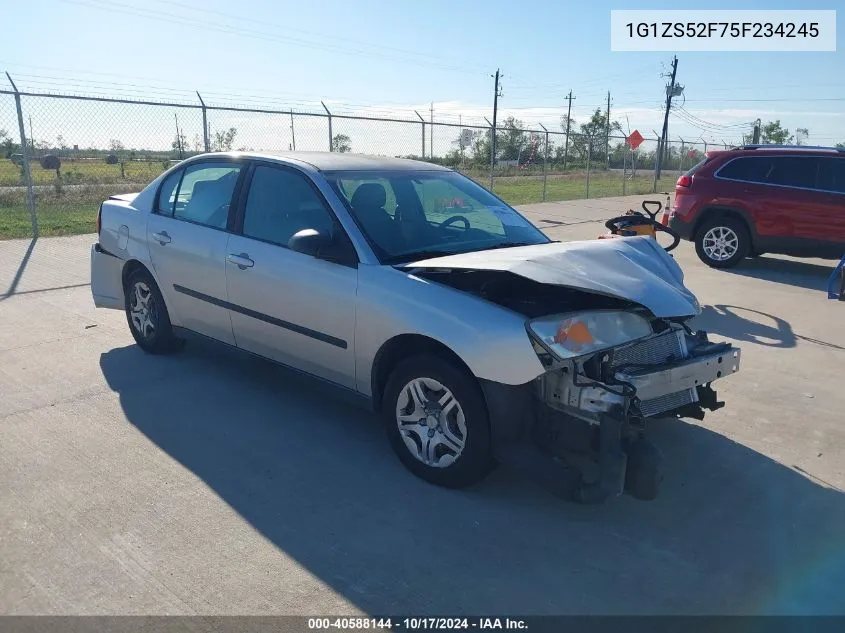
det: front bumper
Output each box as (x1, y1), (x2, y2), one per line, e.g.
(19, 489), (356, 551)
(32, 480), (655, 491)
(484, 330), (741, 503)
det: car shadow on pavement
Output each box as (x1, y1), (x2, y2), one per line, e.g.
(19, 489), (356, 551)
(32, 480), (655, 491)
(723, 256), (832, 292)
(100, 339), (845, 615)
(694, 304), (796, 348)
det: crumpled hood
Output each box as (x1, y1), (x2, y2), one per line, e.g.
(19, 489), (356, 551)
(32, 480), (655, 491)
(404, 236), (701, 318)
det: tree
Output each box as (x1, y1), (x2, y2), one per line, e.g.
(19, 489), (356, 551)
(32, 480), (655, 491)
(795, 127), (809, 145)
(470, 129), (491, 166)
(837, 142), (845, 149)
(172, 131), (189, 156)
(109, 139), (125, 152)
(761, 120), (793, 145)
(331, 133), (351, 153)
(0, 129), (18, 158)
(211, 127), (238, 152)
(570, 108), (623, 162)
(497, 116), (529, 162)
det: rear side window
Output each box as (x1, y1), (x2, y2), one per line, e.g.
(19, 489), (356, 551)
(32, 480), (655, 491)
(766, 157), (819, 189)
(156, 170), (182, 216)
(716, 157), (774, 183)
(817, 157), (845, 194)
(174, 163), (242, 229)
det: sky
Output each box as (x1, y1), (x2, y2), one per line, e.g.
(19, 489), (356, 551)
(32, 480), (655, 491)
(1, 0), (843, 155)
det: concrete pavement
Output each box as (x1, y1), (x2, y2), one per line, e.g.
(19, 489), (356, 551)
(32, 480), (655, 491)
(1, 195), (844, 615)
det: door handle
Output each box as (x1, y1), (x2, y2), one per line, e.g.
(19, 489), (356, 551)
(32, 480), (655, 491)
(152, 231), (172, 245)
(227, 253), (254, 269)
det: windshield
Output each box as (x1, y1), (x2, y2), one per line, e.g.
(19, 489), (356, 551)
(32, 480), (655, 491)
(324, 169), (550, 264)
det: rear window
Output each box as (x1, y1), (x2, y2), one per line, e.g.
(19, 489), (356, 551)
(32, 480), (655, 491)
(716, 156), (774, 183)
(684, 158), (709, 176)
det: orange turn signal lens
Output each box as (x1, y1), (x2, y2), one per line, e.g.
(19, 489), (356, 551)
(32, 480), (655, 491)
(553, 319), (594, 351)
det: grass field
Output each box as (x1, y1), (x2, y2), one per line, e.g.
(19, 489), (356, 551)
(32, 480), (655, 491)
(0, 158), (173, 187)
(0, 167), (676, 240)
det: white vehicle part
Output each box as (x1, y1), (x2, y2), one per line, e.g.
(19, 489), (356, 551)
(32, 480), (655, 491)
(90, 244), (125, 310)
(405, 236), (701, 318)
(615, 349), (741, 402)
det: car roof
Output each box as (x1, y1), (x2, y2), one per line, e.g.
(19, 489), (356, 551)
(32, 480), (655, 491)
(708, 145), (845, 160)
(201, 151), (453, 172)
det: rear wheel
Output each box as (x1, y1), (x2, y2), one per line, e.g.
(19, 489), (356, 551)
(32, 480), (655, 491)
(382, 355), (494, 488)
(694, 217), (749, 269)
(124, 268), (182, 354)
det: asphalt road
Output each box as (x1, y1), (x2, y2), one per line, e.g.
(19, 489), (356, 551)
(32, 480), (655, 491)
(1, 195), (844, 615)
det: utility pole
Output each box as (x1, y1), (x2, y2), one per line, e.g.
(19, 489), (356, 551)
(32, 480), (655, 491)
(752, 118), (761, 144)
(657, 55), (679, 179)
(28, 115), (34, 152)
(290, 111), (296, 150)
(604, 92), (611, 170)
(490, 69), (501, 190)
(563, 90), (574, 171)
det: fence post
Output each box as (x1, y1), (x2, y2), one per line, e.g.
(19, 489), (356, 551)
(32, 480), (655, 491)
(196, 92), (209, 152)
(6, 73), (37, 237)
(290, 111), (296, 151)
(484, 116), (494, 191)
(322, 101), (333, 151)
(415, 111), (425, 158)
(586, 141), (592, 198)
(651, 132), (661, 194)
(539, 123), (548, 202)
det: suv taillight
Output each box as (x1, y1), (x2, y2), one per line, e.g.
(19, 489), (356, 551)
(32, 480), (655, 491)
(96, 203), (103, 236)
(677, 175), (692, 188)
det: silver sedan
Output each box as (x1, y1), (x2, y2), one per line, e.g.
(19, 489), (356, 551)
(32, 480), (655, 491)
(91, 152), (740, 503)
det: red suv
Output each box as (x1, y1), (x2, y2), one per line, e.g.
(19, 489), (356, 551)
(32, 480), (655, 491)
(663, 145), (845, 268)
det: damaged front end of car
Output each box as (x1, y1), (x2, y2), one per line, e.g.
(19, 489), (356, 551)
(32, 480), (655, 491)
(408, 237), (742, 503)
(524, 312), (740, 502)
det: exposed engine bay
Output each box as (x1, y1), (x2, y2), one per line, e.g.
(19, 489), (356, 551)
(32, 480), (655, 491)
(414, 268), (635, 317)
(415, 266), (741, 503)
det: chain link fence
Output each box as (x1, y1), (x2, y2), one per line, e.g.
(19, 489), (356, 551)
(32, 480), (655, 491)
(1, 89), (718, 240)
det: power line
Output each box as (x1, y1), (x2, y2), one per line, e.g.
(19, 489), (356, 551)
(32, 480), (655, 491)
(57, 0), (489, 77)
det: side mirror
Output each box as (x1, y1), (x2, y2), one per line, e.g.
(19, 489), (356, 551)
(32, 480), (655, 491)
(288, 228), (330, 258)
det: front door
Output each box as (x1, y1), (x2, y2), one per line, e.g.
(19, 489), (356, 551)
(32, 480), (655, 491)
(225, 163), (358, 389)
(146, 160), (244, 345)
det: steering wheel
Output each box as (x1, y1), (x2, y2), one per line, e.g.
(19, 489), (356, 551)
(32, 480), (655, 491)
(439, 215), (470, 230)
(604, 214), (681, 252)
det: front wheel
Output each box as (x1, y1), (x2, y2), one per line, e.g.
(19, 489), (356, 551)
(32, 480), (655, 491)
(382, 355), (495, 488)
(694, 217), (750, 269)
(124, 268), (182, 354)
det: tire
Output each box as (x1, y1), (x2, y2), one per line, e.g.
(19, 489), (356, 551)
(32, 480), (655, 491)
(694, 216), (750, 269)
(124, 267), (182, 354)
(382, 354), (495, 489)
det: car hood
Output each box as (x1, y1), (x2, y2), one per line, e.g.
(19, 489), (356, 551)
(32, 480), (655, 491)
(404, 236), (701, 318)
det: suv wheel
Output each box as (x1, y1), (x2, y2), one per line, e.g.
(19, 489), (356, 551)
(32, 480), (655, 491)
(695, 217), (749, 269)
(382, 354), (495, 489)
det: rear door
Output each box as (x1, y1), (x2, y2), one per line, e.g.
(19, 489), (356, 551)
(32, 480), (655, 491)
(225, 163), (359, 389)
(817, 156), (845, 243)
(761, 156), (827, 241)
(146, 160), (244, 345)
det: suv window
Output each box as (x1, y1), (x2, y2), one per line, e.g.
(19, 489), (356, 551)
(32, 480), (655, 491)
(766, 157), (819, 189)
(818, 157), (845, 194)
(716, 156), (774, 183)
(242, 165), (338, 247)
(173, 163), (242, 229)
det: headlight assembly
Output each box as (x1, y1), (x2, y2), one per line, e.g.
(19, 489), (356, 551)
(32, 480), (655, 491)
(527, 311), (652, 360)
